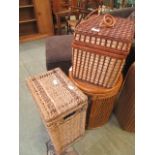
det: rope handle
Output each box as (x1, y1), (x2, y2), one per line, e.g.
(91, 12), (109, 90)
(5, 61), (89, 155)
(84, 8), (116, 28)
(99, 14), (116, 28)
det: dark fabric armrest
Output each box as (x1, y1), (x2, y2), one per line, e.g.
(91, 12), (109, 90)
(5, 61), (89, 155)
(46, 35), (73, 74)
(46, 35), (73, 63)
(110, 7), (135, 18)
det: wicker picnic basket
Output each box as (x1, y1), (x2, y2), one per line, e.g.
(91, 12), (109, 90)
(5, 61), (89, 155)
(69, 67), (123, 129)
(27, 68), (88, 155)
(72, 10), (134, 88)
(115, 63), (135, 132)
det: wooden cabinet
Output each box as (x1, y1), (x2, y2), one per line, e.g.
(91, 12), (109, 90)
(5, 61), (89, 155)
(51, 0), (77, 13)
(19, 0), (54, 42)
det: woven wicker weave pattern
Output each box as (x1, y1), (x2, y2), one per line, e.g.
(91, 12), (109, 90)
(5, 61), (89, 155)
(115, 63), (135, 132)
(72, 47), (125, 88)
(73, 15), (134, 57)
(87, 95), (117, 129)
(74, 33), (131, 53)
(27, 68), (87, 121)
(69, 69), (123, 129)
(47, 107), (87, 153)
(27, 68), (88, 155)
(72, 14), (134, 88)
(75, 15), (134, 43)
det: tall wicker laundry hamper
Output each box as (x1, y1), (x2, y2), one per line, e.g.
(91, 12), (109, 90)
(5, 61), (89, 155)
(114, 63), (135, 132)
(27, 68), (88, 155)
(72, 10), (134, 88)
(69, 67), (123, 129)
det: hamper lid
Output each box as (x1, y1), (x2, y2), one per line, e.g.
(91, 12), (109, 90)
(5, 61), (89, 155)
(27, 68), (87, 122)
(75, 14), (135, 42)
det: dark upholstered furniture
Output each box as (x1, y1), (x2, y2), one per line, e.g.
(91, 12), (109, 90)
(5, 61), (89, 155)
(46, 35), (73, 74)
(46, 7), (135, 75)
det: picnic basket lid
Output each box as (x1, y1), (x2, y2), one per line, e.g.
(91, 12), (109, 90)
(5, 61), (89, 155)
(27, 68), (87, 122)
(75, 14), (135, 43)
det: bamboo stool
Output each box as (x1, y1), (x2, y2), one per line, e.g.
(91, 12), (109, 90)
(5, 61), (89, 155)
(69, 67), (123, 129)
(114, 63), (135, 132)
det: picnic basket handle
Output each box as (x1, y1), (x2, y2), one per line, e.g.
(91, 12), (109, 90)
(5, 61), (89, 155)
(63, 111), (76, 120)
(84, 9), (98, 20)
(84, 9), (116, 28)
(99, 14), (116, 28)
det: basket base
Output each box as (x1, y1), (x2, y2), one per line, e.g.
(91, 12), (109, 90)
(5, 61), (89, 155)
(86, 121), (109, 130)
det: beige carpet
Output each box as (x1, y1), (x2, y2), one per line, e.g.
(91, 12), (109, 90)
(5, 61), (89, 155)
(20, 39), (135, 155)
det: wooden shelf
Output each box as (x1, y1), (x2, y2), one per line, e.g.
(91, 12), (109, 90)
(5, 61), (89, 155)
(19, 0), (33, 6)
(20, 33), (53, 43)
(19, 0), (54, 42)
(19, 18), (37, 24)
(19, 7), (35, 21)
(19, 4), (34, 8)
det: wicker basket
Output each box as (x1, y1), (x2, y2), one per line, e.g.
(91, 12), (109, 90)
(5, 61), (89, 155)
(114, 63), (135, 132)
(69, 67), (123, 129)
(72, 11), (134, 88)
(27, 68), (88, 155)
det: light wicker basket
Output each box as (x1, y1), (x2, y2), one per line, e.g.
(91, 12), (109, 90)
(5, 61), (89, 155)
(69, 67), (123, 129)
(72, 11), (134, 88)
(27, 68), (88, 155)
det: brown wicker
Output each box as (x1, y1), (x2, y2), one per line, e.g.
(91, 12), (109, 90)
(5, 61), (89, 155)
(69, 67), (123, 129)
(114, 63), (135, 132)
(72, 12), (134, 88)
(27, 68), (88, 155)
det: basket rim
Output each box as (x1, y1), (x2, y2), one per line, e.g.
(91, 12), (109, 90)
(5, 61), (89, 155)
(72, 42), (128, 59)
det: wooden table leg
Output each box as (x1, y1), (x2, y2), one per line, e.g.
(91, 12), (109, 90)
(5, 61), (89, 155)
(56, 14), (61, 35)
(110, 0), (114, 9)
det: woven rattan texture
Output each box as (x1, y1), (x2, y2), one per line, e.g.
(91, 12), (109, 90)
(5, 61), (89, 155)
(27, 68), (88, 122)
(69, 70), (123, 129)
(115, 100), (135, 132)
(72, 47), (125, 88)
(115, 63), (135, 132)
(27, 68), (88, 154)
(75, 15), (135, 42)
(69, 68), (123, 96)
(47, 107), (86, 154)
(87, 95), (116, 129)
(71, 14), (134, 88)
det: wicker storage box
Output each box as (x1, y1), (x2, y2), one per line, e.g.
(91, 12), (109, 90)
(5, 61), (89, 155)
(69, 67), (123, 129)
(115, 63), (135, 132)
(72, 13), (134, 88)
(27, 68), (88, 155)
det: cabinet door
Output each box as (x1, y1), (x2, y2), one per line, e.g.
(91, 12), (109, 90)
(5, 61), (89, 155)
(33, 0), (54, 34)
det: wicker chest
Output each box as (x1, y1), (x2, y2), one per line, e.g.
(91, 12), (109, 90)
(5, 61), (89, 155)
(69, 67), (123, 129)
(72, 13), (134, 88)
(27, 68), (88, 155)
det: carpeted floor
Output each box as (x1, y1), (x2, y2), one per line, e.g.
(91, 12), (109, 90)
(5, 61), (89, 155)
(19, 39), (135, 155)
